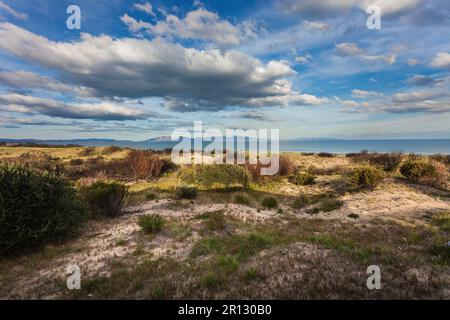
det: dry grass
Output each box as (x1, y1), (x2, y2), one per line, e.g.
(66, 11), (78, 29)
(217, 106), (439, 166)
(0, 148), (449, 299)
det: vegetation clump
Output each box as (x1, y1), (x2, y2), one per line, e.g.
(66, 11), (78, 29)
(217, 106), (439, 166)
(138, 214), (165, 234)
(261, 196), (278, 209)
(175, 186), (198, 199)
(0, 166), (87, 257)
(79, 181), (128, 217)
(400, 158), (448, 187)
(288, 172), (315, 185)
(178, 164), (252, 189)
(348, 164), (385, 188)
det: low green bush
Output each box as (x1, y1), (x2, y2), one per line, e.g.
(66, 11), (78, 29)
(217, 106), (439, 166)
(234, 194), (250, 205)
(261, 196), (278, 209)
(0, 166), (87, 257)
(178, 164), (252, 189)
(138, 214), (165, 234)
(348, 164), (385, 188)
(288, 172), (315, 185)
(400, 158), (448, 187)
(175, 186), (198, 199)
(79, 181), (128, 217)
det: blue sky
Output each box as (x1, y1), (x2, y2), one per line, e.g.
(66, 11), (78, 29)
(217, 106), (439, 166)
(0, 0), (449, 140)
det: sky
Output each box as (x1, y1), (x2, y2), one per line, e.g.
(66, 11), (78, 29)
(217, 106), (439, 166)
(0, 0), (449, 140)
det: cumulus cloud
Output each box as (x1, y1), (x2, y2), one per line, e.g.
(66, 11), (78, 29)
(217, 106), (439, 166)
(0, 69), (92, 96)
(121, 8), (247, 46)
(0, 93), (160, 121)
(0, 23), (321, 112)
(406, 75), (444, 86)
(0, 1), (27, 20)
(279, 0), (423, 17)
(431, 52), (450, 69)
(335, 42), (396, 65)
(407, 58), (420, 66)
(133, 2), (156, 17)
(392, 90), (449, 103)
(302, 20), (330, 31)
(351, 89), (383, 98)
(335, 42), (363, 57)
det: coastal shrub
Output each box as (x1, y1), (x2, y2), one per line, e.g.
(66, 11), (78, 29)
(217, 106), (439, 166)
(348, 164), (385, 188)
(178, 164), (252, 189)
(311, 198), (344, 213)
(261, 197), (278, 209)
(69, 158), (84, 166)
(288, 172), (315, 185)
(430, 154), (450, 165)
(78, 147), (96, 157)
(291, 194), (310, 209)
(306, 165), (345, 176)
(103, 145), (123, 154)
(278, 155), (296, 176)
(317, 152), (334, 158)
(127, 150), (174, 180)
(138, 214), (165, 235)
(400, 158), (448, 187)
(79, 181), (128, 217)
(1, 152), (62, 174)
(351, 152), (403, 172)
(175, 186), (198, 199)
(234, 194), (250, 206)
(0, 166), (87, 257)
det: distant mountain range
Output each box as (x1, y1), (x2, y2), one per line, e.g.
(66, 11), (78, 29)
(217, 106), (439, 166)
(0, 136), (342, 147)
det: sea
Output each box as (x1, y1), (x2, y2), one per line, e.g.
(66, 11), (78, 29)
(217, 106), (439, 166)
(3, 139), (450, 155)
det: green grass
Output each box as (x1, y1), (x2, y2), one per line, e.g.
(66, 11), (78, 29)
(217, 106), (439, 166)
(431, 212), (450, 232)
(306, 234), (389, 264)
(137, 214), (165, 235)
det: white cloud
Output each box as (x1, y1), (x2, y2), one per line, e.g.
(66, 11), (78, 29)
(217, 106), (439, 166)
(335, 42), (363, 57)
(295, 56), (309, 64)
(392, 90), (448, 103)
(133, 2), (156, 17)
(280, 0), (423, 16)
(336, 42), (396, 65)
(431, 52), (450, 69)
(407, 58), (420, 66)
(351, 89), (383, 98)
(120, 14), (152, 33)
(0, 23), (321, 112)
(302, 20), (330, 31)
(0, 69), (92, 96)
(0, 93), (157, 121)
(122, 8), (246, 46)
(0, 1), (27, 20)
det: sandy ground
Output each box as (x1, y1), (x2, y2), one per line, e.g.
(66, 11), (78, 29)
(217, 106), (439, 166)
(1, 174), (449, 299)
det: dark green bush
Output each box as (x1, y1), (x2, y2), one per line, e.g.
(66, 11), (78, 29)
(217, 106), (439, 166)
(288, 172), (315, 185)
(79, 181), (128, 217)
(175, 186), (198, 199)
(291, 194), (310, 209)
(0, 166), (87, 257)
(348, 164), (385, 188)
(261, 197), (278, 209)
(400, 158), (448, 187)
(178, 164), (252, 189)
(234, 194), (250, 205)
(138, 214), (165, 234)
(317, 152), (334, 158)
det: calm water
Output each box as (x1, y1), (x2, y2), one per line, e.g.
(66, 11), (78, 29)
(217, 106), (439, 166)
(100, 139), (450, 155)
(279, 140), (450, 155)
(32, 139), (450, 155)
